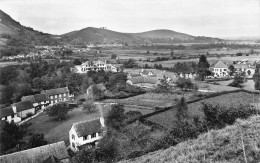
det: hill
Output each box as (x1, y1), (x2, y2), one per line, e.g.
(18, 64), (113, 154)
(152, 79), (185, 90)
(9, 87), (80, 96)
(0, 9), (61, 56)
(62, 27), (139, 44)
(62, 27), (221, 44)
(121, 115), (260, 163)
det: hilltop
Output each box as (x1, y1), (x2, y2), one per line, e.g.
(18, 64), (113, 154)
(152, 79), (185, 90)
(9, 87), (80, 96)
(121, 115), (260, 163)
(62, 27), (221, 44)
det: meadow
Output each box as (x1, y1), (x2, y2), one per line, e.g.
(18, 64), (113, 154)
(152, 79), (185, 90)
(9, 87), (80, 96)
(146, 91), (260, 129)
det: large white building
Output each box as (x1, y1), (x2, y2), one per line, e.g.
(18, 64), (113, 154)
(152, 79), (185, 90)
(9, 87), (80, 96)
(210, 60), (229, 77)
(74, 60), (118, 73)
(69, 117), (106, 151)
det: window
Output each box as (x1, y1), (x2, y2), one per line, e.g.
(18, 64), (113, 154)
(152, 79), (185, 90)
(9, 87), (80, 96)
(83, 135), (88, 140)
(64, 93), (66, 96)
(59, 94), (62, 98)
(91, 133), (96, 138)
(98, 132), (102, 136)
(72, 142), (75, 148)
(5, 116), (7, 120)
(50, 96), (53, 99)
(55, 100), (58, 103)
(55, 95), (57, 98)
(11, 115), (14, 118)
(59, 98), (62, 101)
(72, 134), (75, 140)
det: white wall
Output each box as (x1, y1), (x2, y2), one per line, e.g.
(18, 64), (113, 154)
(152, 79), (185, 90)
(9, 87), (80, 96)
(17, 108), (35, 119)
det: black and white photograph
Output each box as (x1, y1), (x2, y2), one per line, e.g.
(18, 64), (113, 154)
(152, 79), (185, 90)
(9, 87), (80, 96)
(0, 0), (260, 162)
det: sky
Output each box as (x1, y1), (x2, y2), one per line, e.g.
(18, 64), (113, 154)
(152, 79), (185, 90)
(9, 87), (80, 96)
(0, 0), (259, 37)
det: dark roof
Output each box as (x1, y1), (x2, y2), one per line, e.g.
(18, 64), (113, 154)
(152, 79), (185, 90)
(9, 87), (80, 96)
(34, 94), (49, 102)
(141, 69), (153, 75)
(22, 95), (37, 103)
(72, 119), (103, 137)
(12, 101), (34, 112)
(42, 155), (61, 163)
(211, 60), (228, 68)
(0, 141), (70, 163)
(0, 107), (14, 118)
(44, 87), (69, 96)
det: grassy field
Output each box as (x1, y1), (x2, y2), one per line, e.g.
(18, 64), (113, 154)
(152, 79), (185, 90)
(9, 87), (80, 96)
(103, 92), (196, 108)
(0, 61), (28, 68)
(27, 104), (154, 144)
(121, 115), (260, 163)
(146, 92), (260, 129)
(216, 79), (256, 91)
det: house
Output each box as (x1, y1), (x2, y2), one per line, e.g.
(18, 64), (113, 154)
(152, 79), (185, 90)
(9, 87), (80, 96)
(69, 118), (106, 151)
(127, 73), (141, 79)
(127, 76), (161, 88)
(0, 107), (21, 123)
(21, 94), (49, 111)
(74, 60), (118, 73)
(210, 60), (229, 77)
(42, 87), (71, 105)
(11, 101), (35, 119)
(0, 141), (70, 163)
(139, 69), (154, 76)
(234, 64), (255, 77)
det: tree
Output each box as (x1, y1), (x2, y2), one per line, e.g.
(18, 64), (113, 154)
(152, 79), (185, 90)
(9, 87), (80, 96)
(176, 78), (194, 91)
(95, 136), (118, 163)
(27, 133), (48, 148)
(32, 77), (46, 90)
(176, 97), (188, 122)
(125, 111), (142, 121)
(73, 58), (82, 65)
(146, 50), (150, 54)
(254, 64), (260, 90)
(106, 104), (125, 130)
(228, 74), (244, 88)
(46, 102), (71, 120)
(197, 55), (210, 81)
(82, 100), (96, 113)
(111, 54), (117, 59)
(0, 121), (28, 153)
(228, 65), (235, 76)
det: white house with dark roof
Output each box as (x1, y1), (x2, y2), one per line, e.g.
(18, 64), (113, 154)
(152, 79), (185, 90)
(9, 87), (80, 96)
(69, 117), (106, 151)
(210, 60), (229, 77)
(126, 76), (161, 88)
(21, 94), (49, 111)
(0, 141), (70, 163)
(74, 60), (118, 73)
(41, 87), (71, 105)
(11, 101), (35, 119)
(139, 69), (154, 76)
(0, 107), (21, 123)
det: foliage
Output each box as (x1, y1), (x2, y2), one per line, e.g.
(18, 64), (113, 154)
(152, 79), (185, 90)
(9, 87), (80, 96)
(27, 133), (48, 148)
(106, 104), (126, 130)
(197, 55), (210, 81)
(228, 65), (235, 76)
(176, 77), (195, 91)
(123, 59), (138, 68)
(253, 64), (260, 90)
(82, 100), (96, 113)
(73, 58), (82, 65)
(111, 54), (117, 59)
(125, 111), (142, 121)
(228, 74), (245, 88)
(46, 102), (71, 120)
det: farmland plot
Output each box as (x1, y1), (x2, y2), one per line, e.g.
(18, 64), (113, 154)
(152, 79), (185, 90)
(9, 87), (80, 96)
(146, 92), (260, 129)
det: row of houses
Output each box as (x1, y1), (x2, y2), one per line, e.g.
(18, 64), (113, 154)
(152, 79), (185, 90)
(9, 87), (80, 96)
(0, 87), (72, 124)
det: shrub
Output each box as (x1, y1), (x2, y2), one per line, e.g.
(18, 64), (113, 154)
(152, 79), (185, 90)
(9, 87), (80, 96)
(46, 102), (71, 121)
(26, 112), (34, 118)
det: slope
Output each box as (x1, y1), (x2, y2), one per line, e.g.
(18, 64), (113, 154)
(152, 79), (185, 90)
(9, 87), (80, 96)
(121, 115), (260, 163)
(62, 27), (139, 44)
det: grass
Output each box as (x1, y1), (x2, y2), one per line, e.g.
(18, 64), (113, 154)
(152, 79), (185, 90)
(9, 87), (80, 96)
(146, 92), (260, 129)
(27, 106), (101, 144)
(216, 79), (256, 91)
(120, 115), (260, 163)
(27, 104), (155, 144)
(103, 92), (195, 108)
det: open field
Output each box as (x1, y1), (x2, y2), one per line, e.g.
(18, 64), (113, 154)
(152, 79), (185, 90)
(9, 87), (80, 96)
(0, 61), (28, 68)
(146, 91), (260, 129)
(197, 82), (239, 92)
(28, 104), (154, 144)
(103, 92), (196, 108)
(137, 54), (260, 67)
(216, 79), (256, 91)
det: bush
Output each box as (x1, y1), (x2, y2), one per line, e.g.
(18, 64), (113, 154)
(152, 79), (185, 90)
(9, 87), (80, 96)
(46, 102), (71, 121)
(26, 112), (34, 118)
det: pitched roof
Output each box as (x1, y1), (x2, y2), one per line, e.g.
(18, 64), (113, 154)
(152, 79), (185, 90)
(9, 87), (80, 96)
(141, 69), (153, 75)
(0, 107), (14, 118)
(0, 141), (70, 163)
(22, 95), (37, 103)
(44, 87), (69, 96)
(34, 94), (49, 103)
(12, 101), (34, 112)
(211, 60), (228, 69)
(72, 118), (103, 137)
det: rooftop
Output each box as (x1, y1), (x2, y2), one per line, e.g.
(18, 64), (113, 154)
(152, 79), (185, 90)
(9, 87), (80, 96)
(72, 118), (103, 137)
(43, 87), (69, 96)
(12, 101), (34, 112)
(0, 107), (14, 118)
(0, 141), (70, 163)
